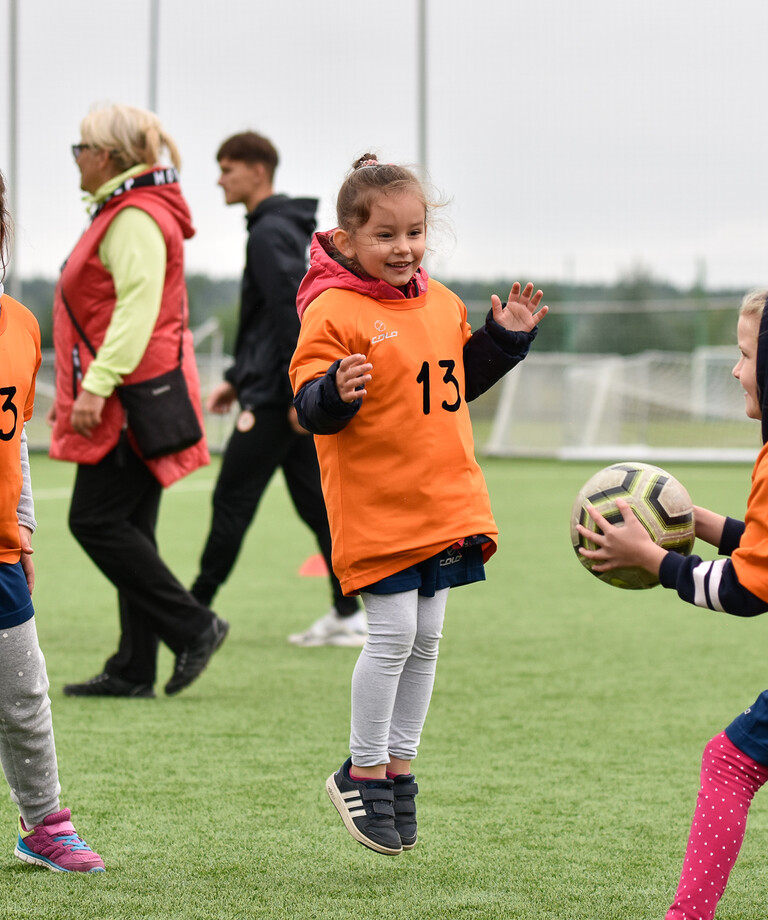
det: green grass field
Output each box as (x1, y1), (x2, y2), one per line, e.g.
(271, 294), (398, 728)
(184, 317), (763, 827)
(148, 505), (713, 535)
(2, 454), (768, 919)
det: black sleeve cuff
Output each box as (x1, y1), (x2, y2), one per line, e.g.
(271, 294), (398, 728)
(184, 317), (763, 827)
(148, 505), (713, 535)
(719, 517), (746, 557)
(294, 360), (360, 434)
(659, 550), (685, 589)
(484, 309), (539, 355)
(462, 311), (539, 402)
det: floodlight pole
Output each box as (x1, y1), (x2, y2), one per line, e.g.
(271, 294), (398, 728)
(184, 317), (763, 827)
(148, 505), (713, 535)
(148, 0), (159, 111)
(6, 0), (19, 297)
(417, 0), (428, 175)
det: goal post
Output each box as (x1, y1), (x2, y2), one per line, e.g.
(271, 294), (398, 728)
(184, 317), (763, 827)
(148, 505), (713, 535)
(483, 348), (758, 463)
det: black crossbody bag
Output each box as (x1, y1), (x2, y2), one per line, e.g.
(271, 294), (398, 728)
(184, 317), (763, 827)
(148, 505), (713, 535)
(60, 288), (203, 459)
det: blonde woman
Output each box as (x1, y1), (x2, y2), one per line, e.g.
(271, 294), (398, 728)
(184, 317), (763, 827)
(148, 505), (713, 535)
(49, 104), (227, 699)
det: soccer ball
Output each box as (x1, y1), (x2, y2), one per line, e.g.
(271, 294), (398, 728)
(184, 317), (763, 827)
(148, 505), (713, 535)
(570, 461), (695, 590)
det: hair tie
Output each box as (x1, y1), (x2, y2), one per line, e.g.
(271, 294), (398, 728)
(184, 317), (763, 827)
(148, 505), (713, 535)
(358, 159), (379, 169)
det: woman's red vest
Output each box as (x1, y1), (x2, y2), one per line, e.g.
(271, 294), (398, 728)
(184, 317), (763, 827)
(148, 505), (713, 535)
(49, 170), (209, 487)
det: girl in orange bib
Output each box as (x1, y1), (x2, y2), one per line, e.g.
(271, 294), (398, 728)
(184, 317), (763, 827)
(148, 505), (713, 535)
(290, 154), (548, 854)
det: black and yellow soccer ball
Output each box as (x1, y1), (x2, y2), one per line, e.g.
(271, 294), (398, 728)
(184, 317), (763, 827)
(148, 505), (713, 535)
(570, 461), (695, 590)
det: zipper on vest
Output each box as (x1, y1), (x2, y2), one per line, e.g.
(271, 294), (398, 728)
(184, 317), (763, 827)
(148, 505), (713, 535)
(71, 343), (82, 398)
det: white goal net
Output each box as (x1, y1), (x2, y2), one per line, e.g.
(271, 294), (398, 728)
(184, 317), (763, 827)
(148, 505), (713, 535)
(483, 348), (759, 463)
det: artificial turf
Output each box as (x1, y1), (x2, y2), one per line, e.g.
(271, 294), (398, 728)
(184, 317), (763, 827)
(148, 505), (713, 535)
(1, 454), (766, 920)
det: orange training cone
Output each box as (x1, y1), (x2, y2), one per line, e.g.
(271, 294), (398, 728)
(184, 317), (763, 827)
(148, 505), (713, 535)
(299, 553), (329, 577)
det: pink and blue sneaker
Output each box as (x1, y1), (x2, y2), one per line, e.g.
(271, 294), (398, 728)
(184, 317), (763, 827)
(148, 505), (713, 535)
(14, 808), (105, 873)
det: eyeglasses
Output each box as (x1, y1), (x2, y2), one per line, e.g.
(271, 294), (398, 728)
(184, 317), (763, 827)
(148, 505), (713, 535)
(71, 144), (92, 160)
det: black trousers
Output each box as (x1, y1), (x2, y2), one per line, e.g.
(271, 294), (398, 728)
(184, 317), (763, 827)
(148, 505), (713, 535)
(68, 436), (214, 685)
(190, 406), (357, 614)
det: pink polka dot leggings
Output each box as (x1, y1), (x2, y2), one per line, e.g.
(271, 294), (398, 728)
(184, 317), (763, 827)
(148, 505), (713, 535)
(666, 731), (768, 920)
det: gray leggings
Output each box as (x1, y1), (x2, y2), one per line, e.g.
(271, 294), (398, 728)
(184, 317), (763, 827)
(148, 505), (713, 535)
(0, 618), (60, 826)
(350, 588), (448, 767)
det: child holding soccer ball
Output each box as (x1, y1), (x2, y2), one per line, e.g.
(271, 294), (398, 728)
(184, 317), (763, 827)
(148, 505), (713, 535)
(0, 172), (103, 872)
(289, 153), (548, 855)
(578, 289), (768, 919)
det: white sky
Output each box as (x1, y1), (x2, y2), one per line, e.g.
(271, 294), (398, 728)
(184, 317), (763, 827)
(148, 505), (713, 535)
(1, 0), (767, 290)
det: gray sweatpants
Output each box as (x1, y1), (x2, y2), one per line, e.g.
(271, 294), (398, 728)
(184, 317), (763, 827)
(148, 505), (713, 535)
(350, 588), (449, 767)
(0, 618), (60, 827)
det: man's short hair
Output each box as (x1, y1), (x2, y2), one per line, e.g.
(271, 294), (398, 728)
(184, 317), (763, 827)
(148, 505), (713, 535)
(217, 132), (279, 180)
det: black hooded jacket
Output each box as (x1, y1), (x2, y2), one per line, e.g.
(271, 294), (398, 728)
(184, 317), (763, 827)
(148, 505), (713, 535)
(224, 194), (317, 409)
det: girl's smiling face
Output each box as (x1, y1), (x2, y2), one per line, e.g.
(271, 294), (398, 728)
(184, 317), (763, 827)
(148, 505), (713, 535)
(334, 191), (426, 287)
(734, 312), (762, 420)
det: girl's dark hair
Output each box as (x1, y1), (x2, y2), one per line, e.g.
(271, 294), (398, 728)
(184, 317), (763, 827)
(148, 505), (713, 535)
(336, 153), (428, 232)
(0, 171), (10, 283)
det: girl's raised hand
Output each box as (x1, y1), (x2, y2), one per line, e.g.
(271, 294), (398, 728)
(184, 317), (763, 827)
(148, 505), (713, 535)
(335, 353), (373, 404)
(491, 282), (549, 332)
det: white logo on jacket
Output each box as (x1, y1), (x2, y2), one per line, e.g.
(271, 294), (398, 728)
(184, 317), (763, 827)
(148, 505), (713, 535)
(372, 320), (398, 345)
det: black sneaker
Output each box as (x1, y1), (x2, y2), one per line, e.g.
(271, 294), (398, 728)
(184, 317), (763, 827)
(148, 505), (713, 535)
(63, 672), (155, 699)
(325, 758), (402, 855)
(392, 773), (418, 849)
(164, 616), (229, 696)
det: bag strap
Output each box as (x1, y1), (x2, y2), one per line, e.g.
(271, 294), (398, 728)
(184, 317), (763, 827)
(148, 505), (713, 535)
(59, 284), (97, 358)
(175, 294), (186, 364)
(90, 167), (181, 220)
(59, 283), (188, 366)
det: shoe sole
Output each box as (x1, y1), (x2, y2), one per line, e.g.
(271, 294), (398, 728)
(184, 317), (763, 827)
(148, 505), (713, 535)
(288, 633), (367, 647)
(165, 620), (229, 696)
(14, 843), (105, 873)
(62, 673), (156, 698)
(63, 687), (155, 699)
(325, 774), (402, 856)
(213, 621), (229, 653)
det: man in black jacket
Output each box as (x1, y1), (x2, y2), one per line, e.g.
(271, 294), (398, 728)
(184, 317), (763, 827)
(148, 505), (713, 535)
(191, 132), (364, 646)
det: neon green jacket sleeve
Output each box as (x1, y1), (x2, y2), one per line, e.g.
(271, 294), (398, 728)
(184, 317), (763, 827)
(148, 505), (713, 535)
(81, 206), (167, 397)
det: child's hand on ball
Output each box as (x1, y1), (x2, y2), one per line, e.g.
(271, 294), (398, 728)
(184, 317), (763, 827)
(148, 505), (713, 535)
(577, 498), (667, 576)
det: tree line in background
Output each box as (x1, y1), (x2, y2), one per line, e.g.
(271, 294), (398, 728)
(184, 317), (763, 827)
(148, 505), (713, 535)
(16, 267), (745, 356)
(20, 275), (241, 352)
